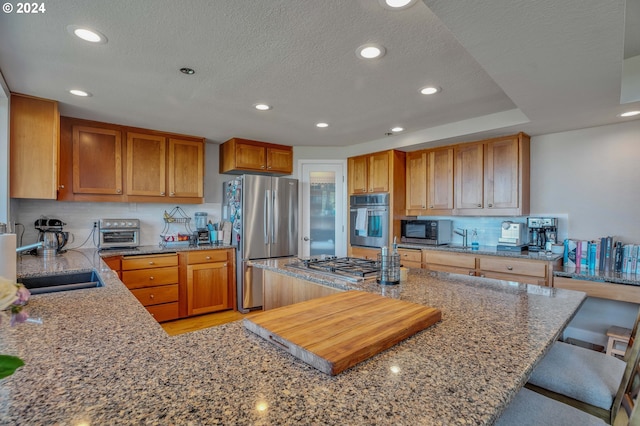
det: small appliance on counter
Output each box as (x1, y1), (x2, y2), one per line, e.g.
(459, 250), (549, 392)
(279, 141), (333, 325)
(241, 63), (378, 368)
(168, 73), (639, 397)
(400, 219), (452, 245)
(35, 218), (69, 256)
(98, 218), (140, 249)
(496, 221), (528, 252)
(527, 217), (558, 252)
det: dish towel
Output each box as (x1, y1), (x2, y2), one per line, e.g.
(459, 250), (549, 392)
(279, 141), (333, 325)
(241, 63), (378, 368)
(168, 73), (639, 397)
(355, 208), (368, 236)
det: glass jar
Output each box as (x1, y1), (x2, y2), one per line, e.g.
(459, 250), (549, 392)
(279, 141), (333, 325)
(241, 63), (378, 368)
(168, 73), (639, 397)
(194, 212), (207, 230)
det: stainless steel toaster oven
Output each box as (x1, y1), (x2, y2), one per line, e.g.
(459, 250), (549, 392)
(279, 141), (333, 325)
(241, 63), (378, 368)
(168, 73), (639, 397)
(98, 218), (140, 249)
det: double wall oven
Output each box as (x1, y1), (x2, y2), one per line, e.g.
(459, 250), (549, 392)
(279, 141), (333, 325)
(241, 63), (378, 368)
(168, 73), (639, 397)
(349, 193), (389, 248)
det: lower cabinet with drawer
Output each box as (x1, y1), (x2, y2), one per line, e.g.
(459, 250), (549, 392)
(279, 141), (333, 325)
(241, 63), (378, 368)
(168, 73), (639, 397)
(121, 253), (179, 322)
(178, 249), (236, 317)
(422, 250), (560, 286)
(397, 248), (422, 269)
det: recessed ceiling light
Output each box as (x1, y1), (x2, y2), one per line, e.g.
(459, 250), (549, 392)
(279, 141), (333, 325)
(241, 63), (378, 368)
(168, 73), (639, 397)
(420, 86), (441, 95)
(254, 103), (272, 111)
(379, 0), (418, 10)
(391, 126), (404, 132)
(356, 44), (386, 60)
(67, 25), (107, 44)
(316, 122), (329, 128)
(69, 89), (91, 97)
(180, 67), (195, 75)
(619, 110), (640, 117)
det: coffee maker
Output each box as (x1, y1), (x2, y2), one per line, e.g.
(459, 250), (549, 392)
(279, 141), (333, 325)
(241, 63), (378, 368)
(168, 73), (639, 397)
(527, 217), (558, 252)
(35, 218), (69, 256)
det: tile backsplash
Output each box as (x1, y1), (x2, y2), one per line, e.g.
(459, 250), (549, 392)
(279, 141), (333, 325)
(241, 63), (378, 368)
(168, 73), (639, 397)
(415, 214), (569, 247)
(11, 199), (222, 249)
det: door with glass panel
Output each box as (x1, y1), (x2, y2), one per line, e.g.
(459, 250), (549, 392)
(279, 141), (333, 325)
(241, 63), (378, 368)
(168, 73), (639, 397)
(300, 161), (346, 258)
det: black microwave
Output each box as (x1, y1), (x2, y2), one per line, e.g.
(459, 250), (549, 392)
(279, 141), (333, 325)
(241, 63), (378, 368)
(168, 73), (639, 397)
(400, 220), (452, 245)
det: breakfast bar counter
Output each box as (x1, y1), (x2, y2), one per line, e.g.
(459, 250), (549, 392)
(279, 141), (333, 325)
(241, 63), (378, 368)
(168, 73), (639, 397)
(1, 250), (586, 425)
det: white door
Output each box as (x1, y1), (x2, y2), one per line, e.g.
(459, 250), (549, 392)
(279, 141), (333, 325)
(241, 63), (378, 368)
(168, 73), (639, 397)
(299, 161), (346, 258)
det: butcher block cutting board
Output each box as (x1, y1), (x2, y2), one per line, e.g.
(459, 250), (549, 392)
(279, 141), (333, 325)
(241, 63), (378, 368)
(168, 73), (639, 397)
(243, 290), (441, 375)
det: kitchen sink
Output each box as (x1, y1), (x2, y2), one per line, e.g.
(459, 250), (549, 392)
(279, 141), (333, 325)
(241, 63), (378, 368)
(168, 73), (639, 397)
(18, 271), (105, 295)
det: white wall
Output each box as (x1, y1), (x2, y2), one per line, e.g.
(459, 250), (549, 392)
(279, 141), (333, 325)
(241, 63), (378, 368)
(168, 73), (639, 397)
(530, 119), (640, 243)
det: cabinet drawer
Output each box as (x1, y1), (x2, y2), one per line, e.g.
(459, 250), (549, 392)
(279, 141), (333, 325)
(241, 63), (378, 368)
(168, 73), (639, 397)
(122, 254), (178, 270)
(122, 266), (178, 289)
(397, 249), (422, 263)
(131, 284), (179, 306)
(479, 257), (546, 278)
(146, 302), (179, 322)
(424, 251), (476, 269)
(480, 271), (545, 286)
(187, 250), (229, 265)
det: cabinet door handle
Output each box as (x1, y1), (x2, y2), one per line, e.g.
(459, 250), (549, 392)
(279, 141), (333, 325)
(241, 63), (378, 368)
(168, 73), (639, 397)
(429, 205), (434, 209)
(149, 261), (155, 265)
(224, 263), (228, 267)
(267, 166), (272, 169)
(160, 192), (165, 196)
(261, 165), (265, 169)
(59, 184), (65, 189)
(506, 266), (513, 271)
(149, 294), (155, 299)
(205, 256), (211, 260)
(116, 189), (122, 194)
(476, 204), (481, 207)
(149, 276), (155, 280)
(469, 272), (474, 276)
(488, 203), (493, 208)
(170, 192), (175, 196)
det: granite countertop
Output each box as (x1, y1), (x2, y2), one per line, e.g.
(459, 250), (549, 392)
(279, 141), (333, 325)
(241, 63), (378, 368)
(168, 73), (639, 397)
(397, 243), (563, 261)
(554, 266), (640, 286)
(94, 243), (234, 258)
(1, 249), (586, 425)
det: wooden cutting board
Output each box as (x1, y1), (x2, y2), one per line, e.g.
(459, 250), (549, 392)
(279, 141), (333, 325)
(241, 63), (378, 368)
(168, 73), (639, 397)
(243, 290), (441, 375)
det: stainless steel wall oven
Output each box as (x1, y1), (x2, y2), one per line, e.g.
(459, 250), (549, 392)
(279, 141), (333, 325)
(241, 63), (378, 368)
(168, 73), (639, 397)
(349, 193), (389, 248)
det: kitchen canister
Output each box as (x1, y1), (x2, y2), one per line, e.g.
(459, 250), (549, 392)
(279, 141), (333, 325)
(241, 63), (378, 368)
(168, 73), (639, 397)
(377, 247), (400, 285)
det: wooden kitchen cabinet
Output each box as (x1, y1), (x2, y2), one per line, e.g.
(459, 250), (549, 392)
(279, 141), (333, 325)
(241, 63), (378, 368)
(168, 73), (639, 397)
(263, 269), (341, 310)
(347, 149), (406, 252)
(454, 133), (530, 216)
(58, 116), (204, 203)
(348, 151), (390, 194)
(349, 246), (379, 260)
(126, 133), (204, 201)
(10, 93), (60, 199)
(179, 249), (235, 317)
(422, 249), (559, 286)
(126, 132), (166, 196)
(405, 147), (454, 215)
(121, 253), (179, 322)
(219, 137), (293, 174)
(397, 248), (422, 269)
(102, 255), (122, 279)
(423, 251), (477, 276)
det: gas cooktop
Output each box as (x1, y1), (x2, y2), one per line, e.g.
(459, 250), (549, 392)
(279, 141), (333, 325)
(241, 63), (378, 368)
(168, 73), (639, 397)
(286, 256), (379, 282)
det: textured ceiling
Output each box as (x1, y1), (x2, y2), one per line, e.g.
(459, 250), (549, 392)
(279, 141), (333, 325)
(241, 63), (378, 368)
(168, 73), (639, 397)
(0, 0), (637, 150)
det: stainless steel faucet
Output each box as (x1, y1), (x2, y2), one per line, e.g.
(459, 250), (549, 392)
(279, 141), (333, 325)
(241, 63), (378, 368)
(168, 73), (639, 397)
(453, 228), (468, 247)
(16, 242), (43, 254)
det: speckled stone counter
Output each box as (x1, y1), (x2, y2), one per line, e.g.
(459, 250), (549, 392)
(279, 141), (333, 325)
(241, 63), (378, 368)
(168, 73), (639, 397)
(96, 243), (234, 258)
(398, 243), (563, 261)
(554, 266), (640, 286)
(1, 250), (586, 425)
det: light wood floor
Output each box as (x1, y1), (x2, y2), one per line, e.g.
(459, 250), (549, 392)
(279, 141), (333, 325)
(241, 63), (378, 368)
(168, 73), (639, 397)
(161, 309), (261, 336)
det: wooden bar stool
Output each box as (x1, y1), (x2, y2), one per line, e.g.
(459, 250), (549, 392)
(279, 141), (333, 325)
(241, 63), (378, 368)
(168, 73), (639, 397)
(607, 326), (632, 358)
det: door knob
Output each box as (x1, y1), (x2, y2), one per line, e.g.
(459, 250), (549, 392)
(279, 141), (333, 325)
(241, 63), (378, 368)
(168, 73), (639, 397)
(303, 237), (310, 241)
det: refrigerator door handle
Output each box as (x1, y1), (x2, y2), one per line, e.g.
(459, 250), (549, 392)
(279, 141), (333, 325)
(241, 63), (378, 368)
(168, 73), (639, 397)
(264, 190), (270, 245)
(272, 189), (279, 243)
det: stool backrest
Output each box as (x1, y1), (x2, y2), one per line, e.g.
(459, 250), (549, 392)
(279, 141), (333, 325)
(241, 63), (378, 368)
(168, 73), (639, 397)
(624, 307), (640, 362)
(612, 320), (640, 424)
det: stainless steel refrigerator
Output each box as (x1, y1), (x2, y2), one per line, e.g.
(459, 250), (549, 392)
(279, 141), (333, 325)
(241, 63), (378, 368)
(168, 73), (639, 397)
(223, 175), (298, 312)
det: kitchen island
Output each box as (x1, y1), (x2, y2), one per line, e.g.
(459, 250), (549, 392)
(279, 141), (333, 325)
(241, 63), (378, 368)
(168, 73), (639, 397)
(1, 250), (586, 425)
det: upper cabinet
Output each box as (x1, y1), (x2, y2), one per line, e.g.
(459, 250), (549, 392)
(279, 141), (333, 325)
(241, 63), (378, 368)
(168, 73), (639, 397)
(59, 117), (204, 203)
(9, 93), (60, 199)
(454, 133), (530, 216)
(219, 138), (293, 175)
(348, 151), (391, 194)
(405, 147), (454, 216)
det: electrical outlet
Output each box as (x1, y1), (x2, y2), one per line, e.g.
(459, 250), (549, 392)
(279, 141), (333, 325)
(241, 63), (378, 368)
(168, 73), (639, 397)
(93, 221), (98, 228)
